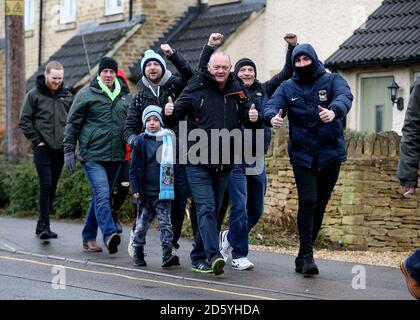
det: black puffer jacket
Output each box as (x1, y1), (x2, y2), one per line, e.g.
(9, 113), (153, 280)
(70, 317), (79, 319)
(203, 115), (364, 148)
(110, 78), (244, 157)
(163, 71), (261, 169)
(124, 50), (194, 144)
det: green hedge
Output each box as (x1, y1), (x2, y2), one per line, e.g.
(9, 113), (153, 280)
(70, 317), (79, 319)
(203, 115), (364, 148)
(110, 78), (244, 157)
(0, 160), (135, 220)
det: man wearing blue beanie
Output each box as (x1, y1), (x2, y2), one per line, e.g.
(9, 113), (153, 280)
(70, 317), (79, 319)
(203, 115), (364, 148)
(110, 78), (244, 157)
(124, 44), (195, 258)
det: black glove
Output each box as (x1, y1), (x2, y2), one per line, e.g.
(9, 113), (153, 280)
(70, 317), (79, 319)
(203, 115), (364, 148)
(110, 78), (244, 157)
(64, 151), (76, 173)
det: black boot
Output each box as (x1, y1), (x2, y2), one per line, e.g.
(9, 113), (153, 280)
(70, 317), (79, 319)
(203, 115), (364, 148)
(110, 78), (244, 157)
(133, 246), (146, 267)
(35, 220), (42, 236)
(162, 247), (179, 268)
(302, 254), (319, 276)
(295, 255), (304, 273)
(39, 223), (57, 240)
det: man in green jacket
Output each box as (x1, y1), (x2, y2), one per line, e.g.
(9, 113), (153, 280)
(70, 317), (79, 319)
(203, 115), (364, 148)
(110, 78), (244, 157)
(64, 57), (131, 254)
(19, 61), (73, 240)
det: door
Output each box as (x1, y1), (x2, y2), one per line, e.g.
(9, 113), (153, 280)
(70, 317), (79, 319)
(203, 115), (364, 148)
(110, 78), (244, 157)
(360, 76), (393, 133)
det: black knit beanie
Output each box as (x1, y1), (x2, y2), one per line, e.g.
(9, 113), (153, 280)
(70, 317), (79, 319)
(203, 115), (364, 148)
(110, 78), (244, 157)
(98, 57), (118, 74)
(234, 58), (257, 77)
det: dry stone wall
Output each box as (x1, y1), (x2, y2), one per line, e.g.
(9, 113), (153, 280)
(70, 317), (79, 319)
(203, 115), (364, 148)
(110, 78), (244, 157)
(265, 130), (420, 251)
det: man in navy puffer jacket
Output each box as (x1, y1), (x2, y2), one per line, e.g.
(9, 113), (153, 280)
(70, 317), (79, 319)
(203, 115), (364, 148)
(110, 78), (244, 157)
(264, 43), (353, 277)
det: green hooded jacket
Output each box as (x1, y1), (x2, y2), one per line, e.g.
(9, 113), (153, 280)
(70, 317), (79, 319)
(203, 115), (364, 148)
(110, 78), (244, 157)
(64, 77), (131, 161)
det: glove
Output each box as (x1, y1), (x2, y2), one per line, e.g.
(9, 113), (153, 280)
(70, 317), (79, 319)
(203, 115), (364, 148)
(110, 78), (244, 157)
(64, 151), (76, 173)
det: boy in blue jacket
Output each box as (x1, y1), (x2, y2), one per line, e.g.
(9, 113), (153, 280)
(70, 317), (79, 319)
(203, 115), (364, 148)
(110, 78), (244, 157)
(129, 105), (179, 268)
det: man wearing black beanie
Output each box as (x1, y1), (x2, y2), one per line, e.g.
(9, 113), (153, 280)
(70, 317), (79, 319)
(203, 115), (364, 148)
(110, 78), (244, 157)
(64, 55), (131, 254)
(98, 56), (118, 75)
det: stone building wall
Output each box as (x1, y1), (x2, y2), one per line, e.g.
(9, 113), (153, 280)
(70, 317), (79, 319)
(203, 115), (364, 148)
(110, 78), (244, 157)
(264, 130), (420, 251)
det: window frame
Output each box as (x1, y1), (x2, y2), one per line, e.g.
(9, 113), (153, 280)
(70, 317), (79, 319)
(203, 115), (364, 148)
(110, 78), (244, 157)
(24, 0), (35, 31)
(60, 0), (77, 24)
(105, 0), (124, 16)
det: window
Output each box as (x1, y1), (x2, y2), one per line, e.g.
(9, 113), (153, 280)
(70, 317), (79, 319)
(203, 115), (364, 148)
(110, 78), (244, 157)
(105, 0), (123, 15)
(60, 0), (77, 24)
(415, 72), (420, 81)
(25, 0), (34, 30)
(360, 76), (393, 133)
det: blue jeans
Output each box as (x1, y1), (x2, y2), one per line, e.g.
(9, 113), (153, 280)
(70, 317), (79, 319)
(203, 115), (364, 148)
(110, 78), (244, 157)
(82, 161), (122, 244)
(406, 249), (420, 283)
(186, 165), (230, 265)
(227, 163), (266, 259)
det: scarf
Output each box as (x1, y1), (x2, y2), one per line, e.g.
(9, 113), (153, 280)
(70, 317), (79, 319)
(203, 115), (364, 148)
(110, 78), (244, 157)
(97, 76), (121, 101)
(145, 128), (175, 200)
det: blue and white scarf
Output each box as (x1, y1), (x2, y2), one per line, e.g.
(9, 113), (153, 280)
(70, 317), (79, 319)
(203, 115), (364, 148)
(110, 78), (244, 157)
(145, 128), (175, 200)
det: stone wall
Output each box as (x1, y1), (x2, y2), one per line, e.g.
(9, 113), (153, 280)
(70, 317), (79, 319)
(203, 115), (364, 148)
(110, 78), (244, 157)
(264, 130), (420, 251)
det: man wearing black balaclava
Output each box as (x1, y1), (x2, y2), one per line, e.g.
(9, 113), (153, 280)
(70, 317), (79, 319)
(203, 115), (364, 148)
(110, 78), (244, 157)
(264, 43), (353, 277)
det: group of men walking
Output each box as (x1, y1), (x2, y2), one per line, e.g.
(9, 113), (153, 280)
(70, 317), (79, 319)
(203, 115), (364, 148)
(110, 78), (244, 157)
(19, 30), (418, 290)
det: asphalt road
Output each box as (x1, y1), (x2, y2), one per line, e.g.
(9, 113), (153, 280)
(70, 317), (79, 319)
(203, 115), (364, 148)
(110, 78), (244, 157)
(0, 215), (413, 301)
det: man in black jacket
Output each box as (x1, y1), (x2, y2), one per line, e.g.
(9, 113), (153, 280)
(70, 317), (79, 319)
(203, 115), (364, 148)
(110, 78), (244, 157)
(124, 44), (194, 255)
(164, 52), (261, 276)
(19, 61), (73, 240)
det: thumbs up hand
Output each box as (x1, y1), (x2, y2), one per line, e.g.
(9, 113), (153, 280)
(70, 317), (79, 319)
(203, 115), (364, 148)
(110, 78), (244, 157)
(270, 109), (284, 128)
(318, 105), (335, 123)
(165, 96), (174, 116)
(249, 104), (258, 122)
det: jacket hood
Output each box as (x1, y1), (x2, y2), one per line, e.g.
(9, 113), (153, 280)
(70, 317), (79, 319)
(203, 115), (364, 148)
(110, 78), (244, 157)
(141, 69), (172, 89)
(292, 44), (326, 80)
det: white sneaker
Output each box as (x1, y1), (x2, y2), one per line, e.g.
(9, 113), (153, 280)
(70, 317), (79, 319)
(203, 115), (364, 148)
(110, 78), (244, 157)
(128, 230), (135, 258)
(232, 257), (254, 271)
(219, 230), (232, 262)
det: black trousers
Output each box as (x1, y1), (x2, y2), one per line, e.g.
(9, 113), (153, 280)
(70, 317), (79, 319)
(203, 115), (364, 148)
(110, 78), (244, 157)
(292, 161), (341, 256)
(33, 145), (64, 229)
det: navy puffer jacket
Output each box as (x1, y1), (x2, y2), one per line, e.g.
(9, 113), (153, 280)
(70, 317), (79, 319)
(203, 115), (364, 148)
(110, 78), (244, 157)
(263, 44), (353, 169)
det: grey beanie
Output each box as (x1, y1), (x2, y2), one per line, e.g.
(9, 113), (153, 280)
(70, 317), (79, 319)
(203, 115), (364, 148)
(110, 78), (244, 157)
(142, 105), (163, 126)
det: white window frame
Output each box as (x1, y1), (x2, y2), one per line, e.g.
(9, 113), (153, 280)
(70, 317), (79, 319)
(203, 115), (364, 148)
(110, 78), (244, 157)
(105, 0), (124, 16)
(25, 0), (35, 30)
(60, 0), (77, 24)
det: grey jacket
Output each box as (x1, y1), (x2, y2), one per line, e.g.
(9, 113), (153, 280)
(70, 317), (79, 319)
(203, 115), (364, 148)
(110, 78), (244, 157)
(397, 78), (420, 187)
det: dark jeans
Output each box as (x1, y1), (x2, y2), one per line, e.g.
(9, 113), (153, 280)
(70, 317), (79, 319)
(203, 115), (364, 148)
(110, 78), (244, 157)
(406, 249), (420, 283)
(186, 165), (230, 265)
(82, 161), (122, 244)
(227, 163), (266, 259)
(171, 165), (189, 249)
(112, 160), (130, 219)
(33, 145), (64, 229)
(293, 162), (341, 256)
(133, 197), (173, 249)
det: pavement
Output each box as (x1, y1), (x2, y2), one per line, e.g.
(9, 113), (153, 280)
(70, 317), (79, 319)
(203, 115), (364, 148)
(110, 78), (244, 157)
(0, 215), (413, 300)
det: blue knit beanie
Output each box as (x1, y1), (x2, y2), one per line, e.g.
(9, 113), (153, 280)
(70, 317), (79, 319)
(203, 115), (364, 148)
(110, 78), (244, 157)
(140, 50), (166, 75)
(142, 105), (164, 126)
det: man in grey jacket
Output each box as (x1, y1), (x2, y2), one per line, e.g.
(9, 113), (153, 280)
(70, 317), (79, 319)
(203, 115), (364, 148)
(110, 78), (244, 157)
(19, 61), (73, 240)
(397, 78), (420, 300)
